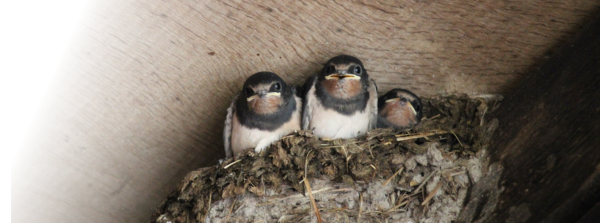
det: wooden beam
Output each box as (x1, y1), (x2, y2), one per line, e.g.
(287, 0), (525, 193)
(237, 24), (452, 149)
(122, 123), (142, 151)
(483, 14), (600, 222)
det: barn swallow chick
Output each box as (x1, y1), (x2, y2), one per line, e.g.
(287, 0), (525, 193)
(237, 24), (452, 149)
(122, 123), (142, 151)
(302, 55), (378, 139)
(377, 89), (422, 130)
(223, 72), (302, 158)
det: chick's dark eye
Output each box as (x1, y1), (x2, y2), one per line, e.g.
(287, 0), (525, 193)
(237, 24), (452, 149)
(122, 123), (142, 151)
(400, 98), (408, 103)
(354, 66), (362, 75)
(245, 87), (254, 96)
(325, 65), (335, 74)
(270, 82), (281, 92)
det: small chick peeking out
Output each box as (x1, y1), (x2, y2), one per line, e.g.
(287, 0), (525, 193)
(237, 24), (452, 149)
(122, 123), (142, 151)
(377, 89), (422, 130)
(223, 72), (302, 158)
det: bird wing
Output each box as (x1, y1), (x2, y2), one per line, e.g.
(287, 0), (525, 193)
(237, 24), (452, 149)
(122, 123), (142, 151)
(368, 78), (378, 130)
(301, 74), (318, 130)
(377, 115), (393, 129)
(291, 84), (302, 98)
(223, 92), (239, 159)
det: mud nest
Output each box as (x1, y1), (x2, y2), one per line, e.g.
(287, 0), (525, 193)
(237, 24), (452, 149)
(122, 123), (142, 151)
(151, 94), (502, 223)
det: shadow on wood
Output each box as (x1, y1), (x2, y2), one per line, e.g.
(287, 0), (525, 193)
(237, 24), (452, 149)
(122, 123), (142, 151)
(465, 14), (600, 223)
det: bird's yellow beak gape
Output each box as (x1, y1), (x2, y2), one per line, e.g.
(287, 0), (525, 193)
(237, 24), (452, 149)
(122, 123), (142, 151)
(385, 98), (417, 115)
(246, 92), (281, 102)
(325, 74), (361, 80)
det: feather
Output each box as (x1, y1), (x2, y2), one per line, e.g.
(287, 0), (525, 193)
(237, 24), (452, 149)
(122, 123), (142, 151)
(223, 92), (239, 159)
(368, 79), (378, 130)
(301, 74), (317, 130)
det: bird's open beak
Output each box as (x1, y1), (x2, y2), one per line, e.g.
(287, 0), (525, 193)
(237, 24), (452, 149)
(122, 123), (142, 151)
(246, 92), (281, 102)
(385, 98), (417, 115)
(325, 74), (361, 80)
(266, 92), (281, 97)
(407, 102), (417, 115)
(385, 98), (400, 103)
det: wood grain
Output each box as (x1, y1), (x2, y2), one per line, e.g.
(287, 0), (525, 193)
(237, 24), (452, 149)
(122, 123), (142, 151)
(11, 0), (600, 222)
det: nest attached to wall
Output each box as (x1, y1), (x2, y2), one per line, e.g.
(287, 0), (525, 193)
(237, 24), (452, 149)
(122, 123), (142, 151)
(151, 94), (502, 223)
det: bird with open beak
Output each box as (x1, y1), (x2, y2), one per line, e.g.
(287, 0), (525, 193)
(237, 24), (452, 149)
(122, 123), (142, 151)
(301, 55), (378, 139)
(223, 72), (302, 158)
(377, 89), (422, 130)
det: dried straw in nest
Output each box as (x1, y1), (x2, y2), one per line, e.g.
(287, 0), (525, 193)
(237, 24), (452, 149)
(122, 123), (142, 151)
(152, 94), (502, 223)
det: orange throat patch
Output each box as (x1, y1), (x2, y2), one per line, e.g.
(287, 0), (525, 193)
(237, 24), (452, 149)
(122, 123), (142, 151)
(381, 102), (417, 127)
(322, 79), (362, 99)
(248, 96), (282, 114)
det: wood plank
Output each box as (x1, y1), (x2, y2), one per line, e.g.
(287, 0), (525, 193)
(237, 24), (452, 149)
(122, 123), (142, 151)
(483, 14), (600, 222)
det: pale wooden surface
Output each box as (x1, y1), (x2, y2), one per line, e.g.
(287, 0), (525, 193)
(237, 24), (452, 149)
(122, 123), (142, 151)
(11, 0), (599, 222)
